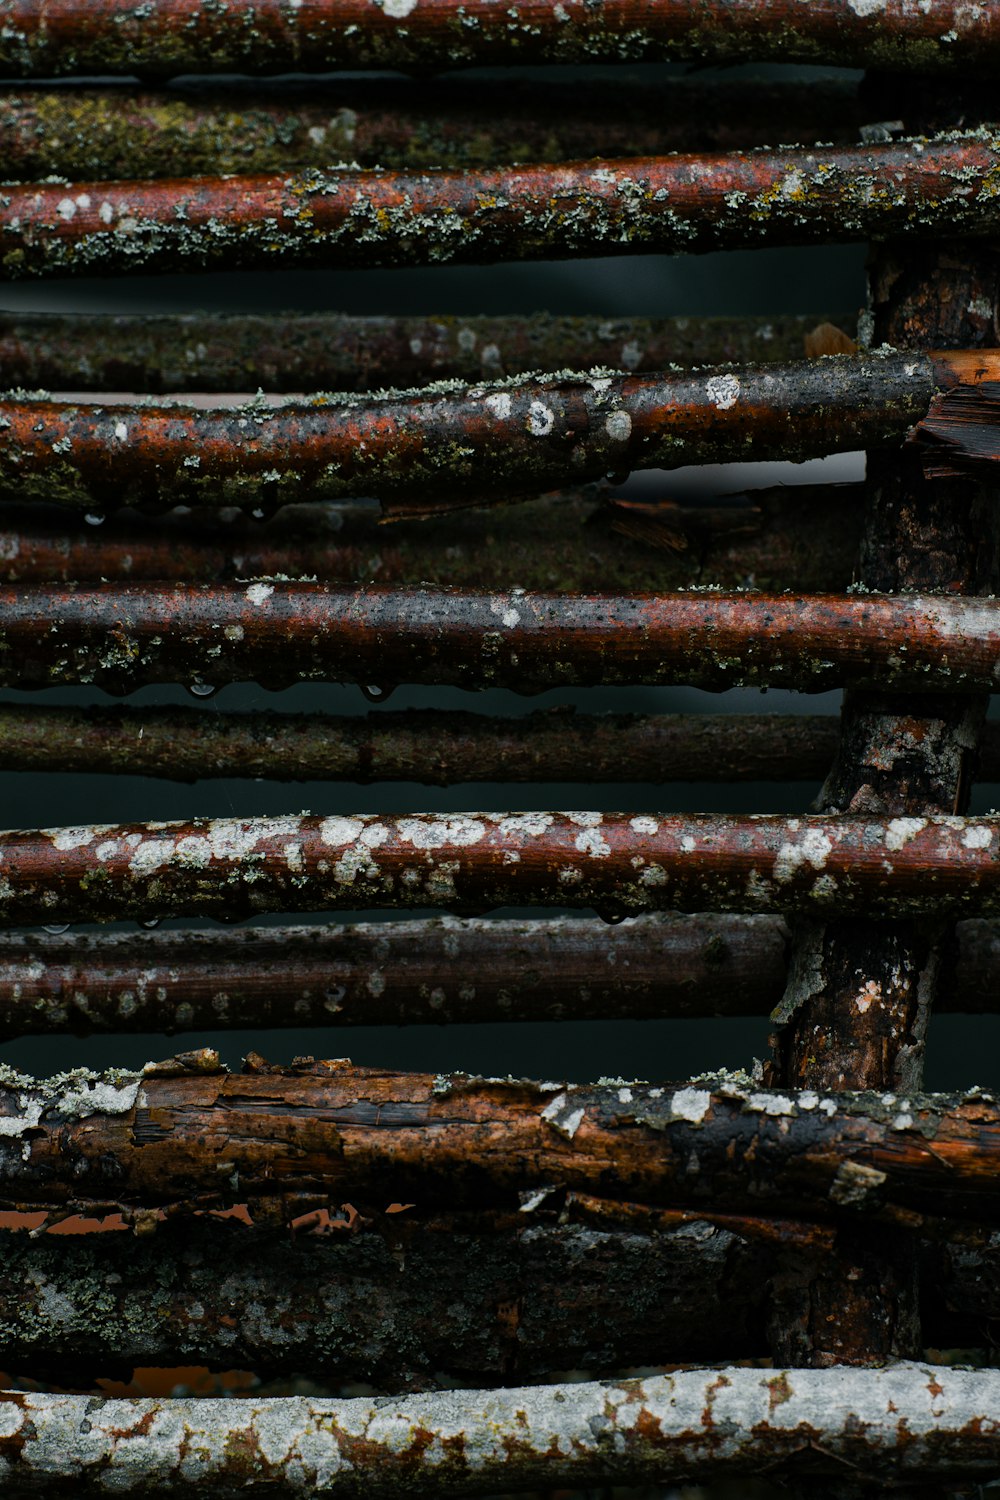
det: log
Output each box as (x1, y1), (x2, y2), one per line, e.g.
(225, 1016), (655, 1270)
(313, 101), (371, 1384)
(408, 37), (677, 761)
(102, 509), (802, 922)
(1, 1066), (1000, 1227)
(0, 0), (995, 77)
(0, 485), (867, 592)
(2, 812), (1000, 927)
(1, 1364), (1000, 1493)
(3, 137), (1000, 279)
(0, 1212), (771, 1384)
(0, 354), (936, 514)
(0, 79), (867, 181)
(0, 309), (855, 393)
(5, 587), (1000, 695)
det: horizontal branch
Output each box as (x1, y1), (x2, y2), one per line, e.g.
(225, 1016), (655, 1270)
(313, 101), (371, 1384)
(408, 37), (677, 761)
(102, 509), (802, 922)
(0, 79), (868, 182)
(0, 706), (847, 784)
(3, 136), (1000, 278)
(0, 353), (936, 513)
(2, 705), (999, 786)
(1, 1066), (1000, 1227)
(0, 1212), (771, 1383)
(0, 914), (792, 1035)
(3, 812), (1000, 927)
(5, 1365), (1000, 1493)
(0, 309), (855, 393)
(4, 912), (1000, 1038)
(0, 0), (995, 76)
(5, 588), (1000, 694)
(0, 486), (865, 593)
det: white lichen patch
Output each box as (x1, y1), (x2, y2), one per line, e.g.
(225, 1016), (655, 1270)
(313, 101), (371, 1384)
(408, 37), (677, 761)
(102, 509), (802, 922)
(526, 400), (555, 436)
(705, 373), (740, 411)
(962, 824), (993, 850)
(540, 1090), (586, 1140)
(245, 582), (274, 607)
(885, 817), (927, 851)
(669, 1087), (712, 1123)
(397, 816), (486, 850)
(604, 409), (632, 442)
(773, 828), (834, 884)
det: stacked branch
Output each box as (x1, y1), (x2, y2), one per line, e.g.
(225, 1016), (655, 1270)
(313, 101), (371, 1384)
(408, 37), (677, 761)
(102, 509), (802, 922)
(2, 1066), (1000, 1226)
(0, 0), (995, 76)
(1, 812), (1000, 926)
(3, 137), (1000, 278)
(5, 587), (1000, 693)
(0, 352), (940, 514)
(4, 913), (1000, 1039)
(0, 310), (854, 393)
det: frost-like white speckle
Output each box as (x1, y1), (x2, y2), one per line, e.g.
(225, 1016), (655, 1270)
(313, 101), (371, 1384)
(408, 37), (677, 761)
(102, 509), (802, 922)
(246, 582), (274, 607)
(706, 374), (740, 411)
(484, 392), (512, 421)
(526, 401), (555, 436)
(670, 1087), (711, 1123)
(886, 817), (927, 852)
(604, 410), (632, 442)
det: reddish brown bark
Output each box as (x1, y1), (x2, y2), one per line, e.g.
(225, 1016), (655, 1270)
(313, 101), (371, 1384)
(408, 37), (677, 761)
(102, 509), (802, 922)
(0, 0), (994, 77)
(0, 355), (933, 514)
(2, 1066), (1000, 1228)
(4, 586), (1000, 694)
(3, 138), (1000, 279)
(0, 812), (998, 927)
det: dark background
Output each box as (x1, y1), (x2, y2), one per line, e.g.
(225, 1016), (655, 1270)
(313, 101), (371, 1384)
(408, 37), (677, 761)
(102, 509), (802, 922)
(2, 63), (994, 1091)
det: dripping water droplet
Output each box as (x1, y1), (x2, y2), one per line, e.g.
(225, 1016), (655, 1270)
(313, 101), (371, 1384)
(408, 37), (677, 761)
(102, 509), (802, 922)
(188, 681), (217, 699)
(43, 923), (70, 935)
(596, 908), (629, 926)
(138, 917), (161, 930)
(360, 683), (395, 703)
(84, 511), (106, 527)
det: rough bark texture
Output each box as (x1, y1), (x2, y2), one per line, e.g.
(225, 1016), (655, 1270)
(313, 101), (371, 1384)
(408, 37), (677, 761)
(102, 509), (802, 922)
(0, 486), (865, 593)
(9, 587), (1000, 695)
(0, 0), (996, 76)
(2, 811), (1000, 927)
(0, 1212), (772, 1385)
(1, 1066), (1000, 1227)
(0, 308), (855, 394)
(3, 137), (1000, 280)
(2, 913), (1000, 1039)
(0, 354), (932, 515)
(0, 705), (858, 785)
(0, 79), (871, 181)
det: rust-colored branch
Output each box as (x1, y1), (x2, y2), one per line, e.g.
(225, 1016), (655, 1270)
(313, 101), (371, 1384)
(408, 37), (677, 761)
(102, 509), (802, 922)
(0, 310), (855, 393)
(2, 912), (999, 1040)
(1, 812), (999, 927)
(0, 486), (866, 593)
(3, 137), (1000, 279)
(0, 0), (996, 77)
(4, 587), (1000, 694)
(2, 1066), (1000, 1227)
(0, 79), (868, 182)
(0, 354), (934, 514)
(0, 914), (790, 1036)
(0, 1212), (771, 1385)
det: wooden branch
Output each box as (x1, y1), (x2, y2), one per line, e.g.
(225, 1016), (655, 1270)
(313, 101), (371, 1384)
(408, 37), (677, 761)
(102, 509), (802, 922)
(0, 308), (855, 393)
(8, 587), (1000, 694)
(2, 812), (1000, 927)
(3, 137), (1000, 279)
(0, 1212), (771, 1384)
(0, 79), (867, 181)
(5, 912), (1000, 1039)
(0, 354), (934, 514)
(0, 485), (867, 593)
(2, 1067), (1000, 1228)
(0, 0), (995, 77)
(1, 1364), (1000, 1492)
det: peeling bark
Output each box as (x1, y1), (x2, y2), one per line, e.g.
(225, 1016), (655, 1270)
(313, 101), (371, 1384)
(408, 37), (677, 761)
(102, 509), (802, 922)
(2, 811), (1000, 927)
(0, 1067), (999, 1227)
(4, 137), (1000, 280)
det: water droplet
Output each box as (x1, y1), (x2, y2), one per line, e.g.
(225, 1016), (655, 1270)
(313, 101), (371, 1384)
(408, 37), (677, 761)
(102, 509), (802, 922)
(596, 908), (629, 926)
(604, 469), (631, 487)
(84, 511), (106, 527)
(138, 917), (161, 930)
(251, 507), (266, 520)
(360, 683), (395, 703)
(43, 922), (70, 935)
(188, 681), (217, 699)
